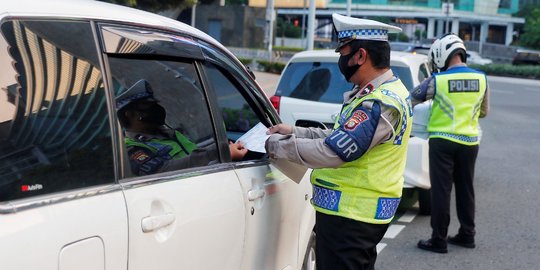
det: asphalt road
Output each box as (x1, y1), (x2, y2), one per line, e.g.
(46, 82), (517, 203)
(254, 71), (540, 270)
(377, 75), (540, 270)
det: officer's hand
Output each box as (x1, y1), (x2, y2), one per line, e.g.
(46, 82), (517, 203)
(229, 141), (248, 161)
(267, 124), (293, 135)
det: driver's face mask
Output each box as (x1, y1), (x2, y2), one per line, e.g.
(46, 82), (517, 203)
(135, 101), (167, 126)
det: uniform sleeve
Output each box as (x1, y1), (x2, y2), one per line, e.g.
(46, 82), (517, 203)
(324, 102), (382, 162)
(411, 76), (435, 107)
(293, 126), (333, 138)
(128, 146), (169, 176)
(265, 102), (397, 167)
(480, 84), (490, 118)
(266, 134), (344, 168)
(128, 144), (218, 176)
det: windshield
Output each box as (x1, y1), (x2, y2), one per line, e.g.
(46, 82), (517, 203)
(276, 62), (415, 104)
(275, 62), (353, 104)
(391, 66), (414, 91)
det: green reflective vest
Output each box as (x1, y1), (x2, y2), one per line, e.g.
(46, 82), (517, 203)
(429, 66), (487, 145)
(311, 78), (413, 224)
(125, 131), (197, 159)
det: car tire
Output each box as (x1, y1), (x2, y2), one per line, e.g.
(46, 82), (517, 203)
(302, 231), (316, 270)
(418, 188), (431, 215)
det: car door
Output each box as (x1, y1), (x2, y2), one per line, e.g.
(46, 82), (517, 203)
(99, 25), (245, 270)
(0, 19), (127, 269)
(197, 43), (314, 270)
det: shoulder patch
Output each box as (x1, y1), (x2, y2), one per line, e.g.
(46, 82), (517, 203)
(344, 110), (369, 131)
(131, 150), (151, 164)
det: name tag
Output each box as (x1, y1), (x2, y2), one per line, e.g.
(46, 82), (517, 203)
(448, 79), (480, 93)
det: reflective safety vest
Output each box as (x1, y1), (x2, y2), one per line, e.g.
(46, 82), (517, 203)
(429, 66), (487, 145)
(125, 131), (197, 159)
(311, 78), (413, 224)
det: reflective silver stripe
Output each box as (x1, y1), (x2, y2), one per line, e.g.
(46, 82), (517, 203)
(0, 184), (122, 215)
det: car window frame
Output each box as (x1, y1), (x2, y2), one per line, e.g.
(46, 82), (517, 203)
(197, 60), (273, 166)
(0, 17), (124, 212)
(95, 23), (238, 183)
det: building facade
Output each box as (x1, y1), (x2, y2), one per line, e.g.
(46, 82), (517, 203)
(252, 0), (526, 46)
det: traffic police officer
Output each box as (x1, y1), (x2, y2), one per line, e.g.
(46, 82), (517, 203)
(266, 13), (412, 270)
(414, 34), (490, 253)
(116, 79), (247, 176)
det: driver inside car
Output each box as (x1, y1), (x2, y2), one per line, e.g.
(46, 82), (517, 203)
(116, 79), (248, 176)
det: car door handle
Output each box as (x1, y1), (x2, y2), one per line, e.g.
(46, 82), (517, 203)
(247, 189), (266, 201)
(141, 213), (176, 233)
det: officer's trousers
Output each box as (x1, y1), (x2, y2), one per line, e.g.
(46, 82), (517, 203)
(429, 138), (478, 242)
(315, 211), (389, 270)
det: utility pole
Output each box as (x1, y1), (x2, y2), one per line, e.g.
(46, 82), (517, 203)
(191, 2), (197, 27)
(346, 0), (351, 16)
(265, 0), (275, 60)
(443, 0), (453, 33)
(301, 0), (306, 49)
(306, 0), (315, 50)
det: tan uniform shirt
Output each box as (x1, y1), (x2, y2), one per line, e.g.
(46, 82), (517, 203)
(266, 69), (402, 168)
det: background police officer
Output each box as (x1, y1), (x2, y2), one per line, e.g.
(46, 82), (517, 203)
(414, 34), (490, 253)
(266, 13), (412, 270)
(116, 79), (247, 175)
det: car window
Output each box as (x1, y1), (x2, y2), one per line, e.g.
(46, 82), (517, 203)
(108, 56), (219, 177)
(0, 20), (114, 202)
(203, 63), (260, 140)
(276, 62), (354, 104)
(418, 63), (430, 84)
(390, 66), (414, 91)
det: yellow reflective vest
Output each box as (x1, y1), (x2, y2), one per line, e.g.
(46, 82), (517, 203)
(311, 78), (413, 224)
(429, 66), (487, 145)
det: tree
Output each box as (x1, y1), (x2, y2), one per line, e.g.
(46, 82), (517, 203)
(276, 18), (301, 38)
(515, 4), (540, 50)
(519, 9), (540, 49)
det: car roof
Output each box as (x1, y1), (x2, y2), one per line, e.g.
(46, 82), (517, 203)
(288, 49), (428, 67)
(0, 0), (222, 51)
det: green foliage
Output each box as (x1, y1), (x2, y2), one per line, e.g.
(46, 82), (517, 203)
(469, 63), (540, 79)
(388, 32), (410, 42)
(257, 60), (286, 74)
(272, 46), (304, 52)
(237, 57), (253, 65)
(98, 0), (199, 12)
(276, 18), (302, 38)
(415, 29), (426, 40)
(519, 8), (540, 50)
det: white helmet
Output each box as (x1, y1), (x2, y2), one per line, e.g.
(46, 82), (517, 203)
(429, 33), (466, 71)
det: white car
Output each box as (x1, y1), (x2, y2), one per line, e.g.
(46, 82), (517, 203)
(466, 51), (493, 65)
(0, 1), (315, 270)
(270, 50), (432, 214)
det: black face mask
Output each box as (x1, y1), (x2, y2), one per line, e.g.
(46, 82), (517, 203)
(137, 103), (167, 126)
(338, 51), (361, 82)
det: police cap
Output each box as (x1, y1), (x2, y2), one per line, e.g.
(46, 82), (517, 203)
(115, 79), (155, 111)
(332, 13), (402, 52)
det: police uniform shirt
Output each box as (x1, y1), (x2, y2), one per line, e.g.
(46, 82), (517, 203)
(411, 63), (490, 118)
(266, 70), (401, 168)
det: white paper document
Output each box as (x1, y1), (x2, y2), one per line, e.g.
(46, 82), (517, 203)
(236, 122), (270, 153)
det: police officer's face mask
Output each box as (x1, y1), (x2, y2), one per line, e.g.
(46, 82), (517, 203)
(338, 48), (361, 82)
